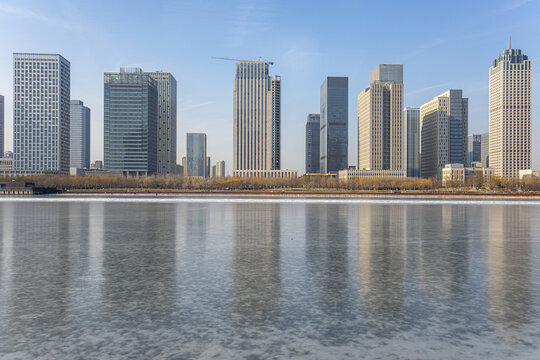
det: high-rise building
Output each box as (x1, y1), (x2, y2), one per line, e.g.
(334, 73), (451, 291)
(489, 38), (531, 177)
(0, 95), (4, 156)
(216, 160), (225, 177)
(233, 61), (280, 171)
(104, 68), (157, 176)
(305, 114), (320, 174)
(181, 156), (187, 176)
(186, 133), (206, 177)
(13, 53), (70, 173)
(405, 107), (420, 177)
(320, 77), (348, 174)
(467, 134), (482, 166)
(206, 156), (211, 178)
(145, 71), (177, 175)
(420, 89), (468, 178)
(358, 65), (405, 175)
(481, 132), (489, 168)
(70, 100), (91, 169)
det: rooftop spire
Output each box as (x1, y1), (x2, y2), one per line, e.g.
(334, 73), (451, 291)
(508, 35), (511, 50)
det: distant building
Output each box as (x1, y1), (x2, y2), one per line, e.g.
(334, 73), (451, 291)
(233, 61), (280, 171)
(420, 89), (468, 178)
(175, 164), (184, 176)
(216, 160), (225, 177)
(92, 160), (103, 170)
(358, 65), (405, 175)
(489, 38), (531, 177)
(467, 134), (482, 167)
(181, 156), (187, 176)
(104, 68), (157, 176)
(206, 156), (211, 178)
(405, 107), (420, 177)
(0, 95), (4, 156)
(13, 53), (71, 173)
(519, 169), (540, 180)
(441, 163), (494, 185)
(233, 169), (298, 178)
(186, 133), (206, 177)
(70, 100), (91, 169)
(0, 157), (13, 171)
(338, 168), (406, 180)
(145, 71), (177, 175)
(481, 132), (489, 168)
(320, 77), (348, 174)
(305, 114), (320, 174)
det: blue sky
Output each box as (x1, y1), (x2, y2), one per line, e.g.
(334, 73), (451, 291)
(0, 0), (539, 172)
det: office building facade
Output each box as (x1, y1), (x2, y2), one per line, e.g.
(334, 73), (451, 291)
(481, 132), (489, 168)
(420, 89), (468, 178)
(305, 113), (320, 173)
(320, 77), (348, 173)
(104, 68), (157, 176)
(358, 65), (405, 174)
(233, 61), (280, 171)
(467, 134), (482, 166)
(70, 100), (91, 169)
(489, 39), (531, 177)
(216, 160), (225, 177)
(405, 107), (420, 177)
(145, 71), (177, 175)
(186, 133), (206, 177)
(13, 53), (71, 173)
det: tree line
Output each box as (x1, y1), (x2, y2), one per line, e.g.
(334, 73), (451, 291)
(1, 174), (539, 192)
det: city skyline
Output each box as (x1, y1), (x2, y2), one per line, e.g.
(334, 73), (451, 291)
(0, 0), (538, 172)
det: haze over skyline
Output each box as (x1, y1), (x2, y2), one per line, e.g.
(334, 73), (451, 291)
(0, 0), (538, 171)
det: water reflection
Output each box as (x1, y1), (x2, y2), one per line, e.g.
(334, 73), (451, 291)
(488, 205), (532, 329)
(357, 204), (407, 326)
(232, 203), (280, 324)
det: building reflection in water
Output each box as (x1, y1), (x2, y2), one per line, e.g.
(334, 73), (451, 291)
(0, 203), (15, 338)
(357, 204), (406, 325)
(418, 205), (470, 300)
(488, 205), (532, 329)
(6, 201), (71, 348)
(101, 202), (177, 327)
(232, 203), (280, 324)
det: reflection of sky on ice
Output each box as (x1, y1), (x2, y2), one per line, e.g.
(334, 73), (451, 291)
(0, 199), (539, 359)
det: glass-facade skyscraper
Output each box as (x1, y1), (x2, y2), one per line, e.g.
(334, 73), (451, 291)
(13, 53), (71, 173)
(70, 100), (91, 169)
(145, 71), (177, 175)
(320, 77), (348, 174)
(305, 114), (320, 174)
(186, 133), (207, 177)
(104, 68), (157, 176)
(467, 134), (482, 166)
(405, 107), (420, 177)
(233, 61), (281, 171)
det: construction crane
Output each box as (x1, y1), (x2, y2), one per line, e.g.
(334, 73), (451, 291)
(212, 56), (274, 65)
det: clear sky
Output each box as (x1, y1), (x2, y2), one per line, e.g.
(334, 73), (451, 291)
(0, 0), (539, 172)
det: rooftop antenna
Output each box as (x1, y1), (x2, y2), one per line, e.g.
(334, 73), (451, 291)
(509, 35), (511, 50)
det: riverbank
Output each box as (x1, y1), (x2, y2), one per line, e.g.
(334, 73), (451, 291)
(60, 189), (540, 200)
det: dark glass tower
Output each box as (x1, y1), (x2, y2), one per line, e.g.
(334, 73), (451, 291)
(305, 114), (320, 173)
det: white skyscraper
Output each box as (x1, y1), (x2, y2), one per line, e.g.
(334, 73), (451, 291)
(489, 38), (531, 178)
(13, 53), (70, 173)
(233, 61), (280, 171)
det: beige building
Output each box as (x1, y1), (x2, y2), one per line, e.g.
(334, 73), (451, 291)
(233, 169), (297, 178)
(420, 90), (468, 179)
(441, 163), (494, 186)
(519, 169), (540, 179)
(233, 61), (281, 171)
(358, 64), (405, 175)
(489, 38), (531, 178)
(338, 168), (406, 180)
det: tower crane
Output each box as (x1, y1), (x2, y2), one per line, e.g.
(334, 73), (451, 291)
(212, 56), (274, 65)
